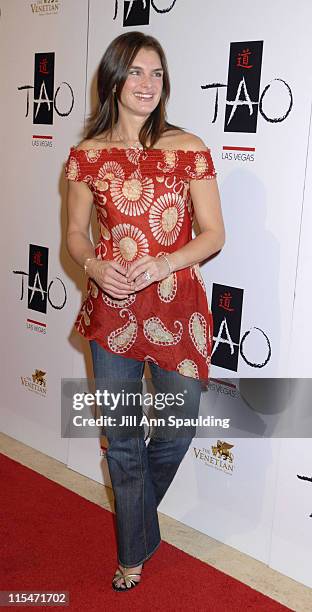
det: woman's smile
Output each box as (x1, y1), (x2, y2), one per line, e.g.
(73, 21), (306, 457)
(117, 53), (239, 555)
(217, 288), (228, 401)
(133, 93), (154, 100)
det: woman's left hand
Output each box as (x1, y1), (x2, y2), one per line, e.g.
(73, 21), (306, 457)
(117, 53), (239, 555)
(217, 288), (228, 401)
(125, 255), (171, 291)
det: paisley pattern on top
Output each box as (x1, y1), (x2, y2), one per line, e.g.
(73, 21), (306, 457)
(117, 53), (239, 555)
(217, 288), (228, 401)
(65, 145), (216, 381)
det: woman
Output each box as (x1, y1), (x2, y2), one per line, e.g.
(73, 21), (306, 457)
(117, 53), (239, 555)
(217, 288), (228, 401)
(65, 31), (225, 591)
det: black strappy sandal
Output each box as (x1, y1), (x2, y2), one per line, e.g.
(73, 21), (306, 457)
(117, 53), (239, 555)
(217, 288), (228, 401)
(112, 562), (144, 591)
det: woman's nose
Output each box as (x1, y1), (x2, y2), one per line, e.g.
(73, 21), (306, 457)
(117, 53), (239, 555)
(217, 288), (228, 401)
(139, 74), (152, 89)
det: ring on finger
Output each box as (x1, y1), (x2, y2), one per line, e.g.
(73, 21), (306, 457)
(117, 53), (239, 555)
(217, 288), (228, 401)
(143, 270), (152, 281)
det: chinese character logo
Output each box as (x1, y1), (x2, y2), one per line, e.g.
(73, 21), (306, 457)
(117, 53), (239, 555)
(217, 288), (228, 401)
(219, 292), (235, 312)
(211, 283), (244, 371)
(236, 48), (253, 69)
(32, 250), (44, 267)
(211, 282), (271, 372)
(225, 41), (263, 133)
(33, 52), (54, 124)
(39, 57), (49, 75)
(201, 40), (293, 133)
(13, 244), (67, 316)
(28, 244), (49, 313)
(18, 52), (74, 126)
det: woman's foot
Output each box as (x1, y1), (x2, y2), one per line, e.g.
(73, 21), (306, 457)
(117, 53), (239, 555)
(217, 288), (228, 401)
(112, 562), (143, 591)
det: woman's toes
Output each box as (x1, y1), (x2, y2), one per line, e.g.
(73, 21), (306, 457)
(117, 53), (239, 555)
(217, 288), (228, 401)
(113, 563), (143, 589)
(113, 566), (126, 589)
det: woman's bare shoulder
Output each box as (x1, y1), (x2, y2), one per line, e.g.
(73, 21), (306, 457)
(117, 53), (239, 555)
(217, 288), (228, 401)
(158, 129), (208, 151)
(75, 139), (97, 151)
(174, 131), (208, 151)
(75, 133), (111, 151)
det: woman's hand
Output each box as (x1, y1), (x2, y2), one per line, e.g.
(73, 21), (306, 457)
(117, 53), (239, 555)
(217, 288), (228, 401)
(125, 255), (171, 291)
(86, 259), (136, 299)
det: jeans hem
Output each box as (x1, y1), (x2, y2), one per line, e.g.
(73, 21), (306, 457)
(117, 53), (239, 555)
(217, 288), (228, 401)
(118, 537), (162, 568)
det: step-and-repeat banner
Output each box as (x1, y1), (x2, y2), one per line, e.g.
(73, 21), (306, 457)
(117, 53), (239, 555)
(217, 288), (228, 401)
(1, 0), (312, 588)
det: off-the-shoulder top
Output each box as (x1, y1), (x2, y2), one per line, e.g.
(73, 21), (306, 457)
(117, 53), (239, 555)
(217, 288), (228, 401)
(65, 145), (217, 381)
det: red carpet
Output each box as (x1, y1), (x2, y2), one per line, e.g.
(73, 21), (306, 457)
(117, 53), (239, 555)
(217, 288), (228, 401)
(0, 452), (293, 611)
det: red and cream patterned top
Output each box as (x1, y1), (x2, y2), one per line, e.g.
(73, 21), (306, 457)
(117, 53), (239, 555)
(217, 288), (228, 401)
(65, 145), (217, 382)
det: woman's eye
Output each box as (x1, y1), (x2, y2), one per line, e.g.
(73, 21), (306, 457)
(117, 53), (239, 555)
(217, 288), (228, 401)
(128, 70), (162, 78)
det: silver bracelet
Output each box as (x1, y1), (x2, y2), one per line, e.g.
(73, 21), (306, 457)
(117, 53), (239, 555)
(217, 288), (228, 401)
(161, 254), (173, 276)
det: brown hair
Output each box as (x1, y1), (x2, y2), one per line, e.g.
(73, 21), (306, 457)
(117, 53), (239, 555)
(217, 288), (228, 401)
(84, 31), (182, 149)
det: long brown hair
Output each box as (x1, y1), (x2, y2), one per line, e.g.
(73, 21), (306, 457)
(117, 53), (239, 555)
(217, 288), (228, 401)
(84, 31), (182, 149)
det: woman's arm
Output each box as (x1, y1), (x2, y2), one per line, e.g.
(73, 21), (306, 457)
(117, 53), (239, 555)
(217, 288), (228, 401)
(66, 179), (96, 267)
(126, 135), (225, 287)
(168, 134), (225, 272)
(168, 173), (225, 273)
(66, 179), (135, 298)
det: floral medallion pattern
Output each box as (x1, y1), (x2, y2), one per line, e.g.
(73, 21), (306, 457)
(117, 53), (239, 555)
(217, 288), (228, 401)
(65, 146), (216, 381)
(149, 193), (185, 246)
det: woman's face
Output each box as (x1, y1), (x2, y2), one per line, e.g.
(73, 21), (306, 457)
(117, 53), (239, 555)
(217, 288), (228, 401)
(118, 47), (164, 118)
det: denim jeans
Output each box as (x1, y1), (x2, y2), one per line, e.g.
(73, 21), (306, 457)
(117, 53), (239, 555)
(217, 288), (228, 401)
(89, 339), (202, 568)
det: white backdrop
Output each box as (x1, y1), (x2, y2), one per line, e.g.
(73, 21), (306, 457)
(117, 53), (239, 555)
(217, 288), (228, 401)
(1, 0), (312, 588)
(0, 0), (89, 462)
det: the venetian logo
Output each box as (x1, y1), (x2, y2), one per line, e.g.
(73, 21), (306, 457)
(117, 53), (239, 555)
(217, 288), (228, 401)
(21, 369), (47, 397)
(193, 440), (235, 475)
(30, 0), (59, 16)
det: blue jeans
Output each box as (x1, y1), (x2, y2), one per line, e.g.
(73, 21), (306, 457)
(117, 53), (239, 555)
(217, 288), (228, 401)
(89, 339), (202, 568)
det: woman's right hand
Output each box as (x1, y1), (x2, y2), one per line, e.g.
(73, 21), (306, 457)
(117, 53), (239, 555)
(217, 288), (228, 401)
(86, 259), (135, 299)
